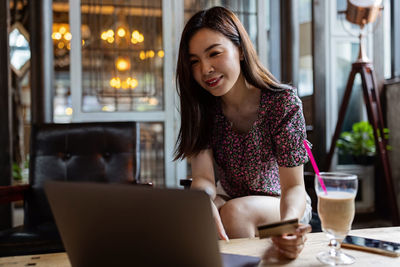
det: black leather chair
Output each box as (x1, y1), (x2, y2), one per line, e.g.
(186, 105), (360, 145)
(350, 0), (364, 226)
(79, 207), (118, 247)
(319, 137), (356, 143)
(304, 172), (322, 232)
(0, 121), (141, 257)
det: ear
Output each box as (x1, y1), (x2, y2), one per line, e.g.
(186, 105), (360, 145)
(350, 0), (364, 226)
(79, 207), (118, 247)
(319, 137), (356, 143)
(239, 47), (244, 61)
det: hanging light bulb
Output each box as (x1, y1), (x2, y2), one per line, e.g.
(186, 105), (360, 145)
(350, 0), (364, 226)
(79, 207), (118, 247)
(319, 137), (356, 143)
(127, 77), (138, 89)
(110, 77), (121, 89)
(117, 27), (127, 37)
(157, 50), (164, 58)
(115, 57), (130, 71)
(147, 50), (155, 58)
(64, 32), (72, 41)
(59, 26), (67, 34)
(139, 51), (146, 60)
(52, 32), (62, 40)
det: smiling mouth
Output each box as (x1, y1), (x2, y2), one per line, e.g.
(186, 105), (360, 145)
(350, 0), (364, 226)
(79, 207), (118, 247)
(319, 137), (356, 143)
(205, 76), (223, 87)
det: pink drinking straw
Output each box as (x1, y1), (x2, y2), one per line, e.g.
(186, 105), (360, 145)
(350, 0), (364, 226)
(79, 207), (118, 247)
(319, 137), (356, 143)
(303, 140), (327, 194)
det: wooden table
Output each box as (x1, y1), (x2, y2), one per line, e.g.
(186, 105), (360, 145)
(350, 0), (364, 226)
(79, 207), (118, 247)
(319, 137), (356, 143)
(219, 227), (400, 266)
(1, 227), (399, 266)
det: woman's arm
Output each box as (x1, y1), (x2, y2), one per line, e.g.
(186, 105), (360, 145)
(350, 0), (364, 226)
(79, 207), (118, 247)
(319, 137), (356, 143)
(279, 165), (306, 221)
(190, 149), (229, 241)
(271, 165), (311, 259)
(190, 149), (217, 199)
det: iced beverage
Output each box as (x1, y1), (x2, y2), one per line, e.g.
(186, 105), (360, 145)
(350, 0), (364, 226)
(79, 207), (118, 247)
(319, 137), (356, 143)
(314, 172), (358, 265)
(318, 191), (355, 238)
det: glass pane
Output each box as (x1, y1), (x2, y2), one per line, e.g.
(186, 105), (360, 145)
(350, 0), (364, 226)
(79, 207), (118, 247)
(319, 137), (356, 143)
(184, 0), (258, 52)
(298, 0), (313, 97)
(52, 1), (164, 183)
(335, 41), (364, 163)
(140, 122), (164, 186)
(9, 26), (30, 73)
(81, 0), (163, 112)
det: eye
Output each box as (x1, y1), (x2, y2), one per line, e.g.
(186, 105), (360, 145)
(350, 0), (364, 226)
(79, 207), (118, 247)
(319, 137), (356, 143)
(210, 51), (221, 57)
(190, 59), (199, 66)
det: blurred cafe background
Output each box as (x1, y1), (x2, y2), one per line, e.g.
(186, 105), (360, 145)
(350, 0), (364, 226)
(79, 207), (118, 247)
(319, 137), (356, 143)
(1, 0), (400, 231)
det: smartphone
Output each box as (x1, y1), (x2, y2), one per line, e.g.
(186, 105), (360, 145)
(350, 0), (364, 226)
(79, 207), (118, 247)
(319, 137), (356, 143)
(257, 218), (299, 238)
(342, 235), (400, 257)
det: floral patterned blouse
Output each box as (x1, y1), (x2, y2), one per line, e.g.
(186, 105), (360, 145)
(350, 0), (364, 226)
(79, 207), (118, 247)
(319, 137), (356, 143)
(210, 87), (309, 198)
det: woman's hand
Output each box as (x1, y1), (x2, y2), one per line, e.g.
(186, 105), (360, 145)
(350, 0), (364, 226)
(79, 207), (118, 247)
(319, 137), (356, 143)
(271, 224), (311, 259)
(211, 200), (229, 241)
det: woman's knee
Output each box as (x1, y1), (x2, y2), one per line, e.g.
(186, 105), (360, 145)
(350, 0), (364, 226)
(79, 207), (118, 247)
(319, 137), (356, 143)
(219, 196), (281, 228)
(219, 199), (250, 226)
(219, 199), (257, 238)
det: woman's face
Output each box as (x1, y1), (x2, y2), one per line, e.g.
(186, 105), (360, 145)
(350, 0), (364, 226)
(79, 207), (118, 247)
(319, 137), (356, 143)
(188, 28), (242, 97)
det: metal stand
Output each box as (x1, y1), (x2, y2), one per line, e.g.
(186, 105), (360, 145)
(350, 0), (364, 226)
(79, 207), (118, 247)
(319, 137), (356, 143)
(326, 61), (400, 226)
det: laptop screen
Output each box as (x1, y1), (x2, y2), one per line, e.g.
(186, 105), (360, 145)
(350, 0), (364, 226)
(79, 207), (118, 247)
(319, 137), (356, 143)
(45, 181), (223, 267)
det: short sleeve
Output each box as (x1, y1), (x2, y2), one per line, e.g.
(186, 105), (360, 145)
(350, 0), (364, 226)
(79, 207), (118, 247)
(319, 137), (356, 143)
(268, 88), (309, 167)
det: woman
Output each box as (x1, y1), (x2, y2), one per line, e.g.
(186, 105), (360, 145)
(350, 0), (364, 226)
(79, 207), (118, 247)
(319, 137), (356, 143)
(175, 6), (312, 259)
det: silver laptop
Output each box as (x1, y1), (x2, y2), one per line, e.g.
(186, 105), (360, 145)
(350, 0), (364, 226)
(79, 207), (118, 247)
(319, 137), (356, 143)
(45, 181), (223, 267)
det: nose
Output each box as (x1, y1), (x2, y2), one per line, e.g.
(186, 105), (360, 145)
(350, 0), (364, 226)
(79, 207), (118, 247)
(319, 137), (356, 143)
(201, 60), (214, 75)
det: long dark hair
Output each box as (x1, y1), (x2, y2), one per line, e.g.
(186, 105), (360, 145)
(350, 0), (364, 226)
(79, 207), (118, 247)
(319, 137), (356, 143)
(174, 6), (287, 160)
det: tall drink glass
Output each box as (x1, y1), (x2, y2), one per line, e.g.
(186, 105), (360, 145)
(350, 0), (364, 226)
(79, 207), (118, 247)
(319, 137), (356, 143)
(315, 172), (358, 265)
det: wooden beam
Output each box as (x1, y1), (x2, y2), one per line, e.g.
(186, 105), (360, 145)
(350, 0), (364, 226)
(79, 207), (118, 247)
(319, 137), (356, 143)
(280, 0), (299, 87)
(30, 0), (54, 124)
(0, 185), (30, 205)
(311, 0), (328, 170)
(0, 0), (13, 229)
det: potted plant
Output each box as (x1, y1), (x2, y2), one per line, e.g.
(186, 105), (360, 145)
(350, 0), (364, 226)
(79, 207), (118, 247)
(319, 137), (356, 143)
(12, 156), (29, 184)
(336, 121), (390, 165)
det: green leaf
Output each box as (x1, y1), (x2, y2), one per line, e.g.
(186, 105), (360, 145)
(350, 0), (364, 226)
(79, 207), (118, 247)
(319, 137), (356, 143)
(336, 121), (391, 157)
(12, 163), (23, 181)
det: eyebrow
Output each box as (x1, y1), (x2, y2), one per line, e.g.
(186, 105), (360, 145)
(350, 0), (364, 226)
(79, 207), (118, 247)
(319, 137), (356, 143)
(189, 43), (221, 57)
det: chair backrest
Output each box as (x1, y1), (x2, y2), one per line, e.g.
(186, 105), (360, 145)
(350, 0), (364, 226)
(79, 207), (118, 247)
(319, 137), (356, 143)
(24, 122), (140, 230)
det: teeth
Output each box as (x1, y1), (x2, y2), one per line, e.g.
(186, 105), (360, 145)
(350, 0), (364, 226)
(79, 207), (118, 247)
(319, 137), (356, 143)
(206, 77), (220, 86)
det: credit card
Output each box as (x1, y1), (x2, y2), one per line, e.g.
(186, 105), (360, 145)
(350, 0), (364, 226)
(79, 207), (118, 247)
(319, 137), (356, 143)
(257, 218), (299, 238)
